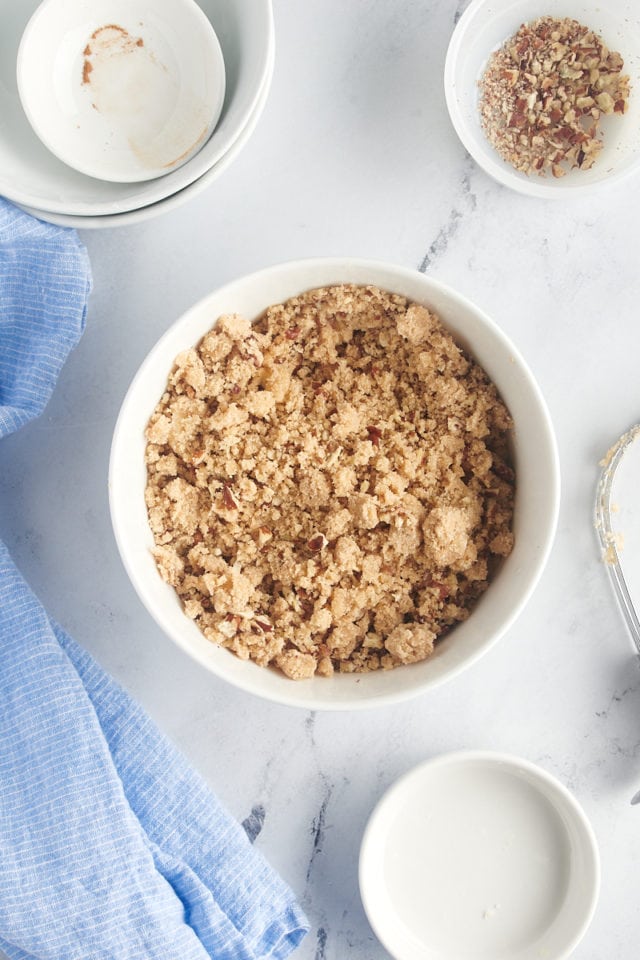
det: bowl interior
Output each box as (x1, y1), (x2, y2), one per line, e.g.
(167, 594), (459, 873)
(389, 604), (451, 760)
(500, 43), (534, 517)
(109, 260), (560, 711)
(17, 0), (226, 183)
(359, 752), (599, 960)
(445, 0), (640, 197)
(0, 0), (272, 214)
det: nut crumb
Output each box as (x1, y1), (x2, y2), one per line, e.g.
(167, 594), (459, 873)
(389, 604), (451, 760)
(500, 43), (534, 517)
(145, 285), (515, 678)
(479, 16), (630, 177)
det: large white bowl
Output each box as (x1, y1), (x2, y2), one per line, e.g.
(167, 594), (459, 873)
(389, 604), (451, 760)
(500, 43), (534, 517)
(18, 37), (274, 229)
(0, 0), (272, 215)
(109, 259), (560, 711)
(445, 0), (640, 198)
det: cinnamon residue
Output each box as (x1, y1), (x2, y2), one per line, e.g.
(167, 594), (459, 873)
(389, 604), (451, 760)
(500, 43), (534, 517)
(161, 124), (209, 168)
(81, 24), (144, 87)
(92, 24), (127, 39)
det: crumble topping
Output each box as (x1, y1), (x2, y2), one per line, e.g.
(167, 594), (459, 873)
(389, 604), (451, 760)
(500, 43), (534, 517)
(479, 16), (630, 178)
(145, 284), (515, 679)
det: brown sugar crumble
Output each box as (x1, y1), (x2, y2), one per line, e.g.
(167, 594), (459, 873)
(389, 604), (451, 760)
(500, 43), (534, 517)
(479, 16), (630, 178)
(144, 285), (515, 680)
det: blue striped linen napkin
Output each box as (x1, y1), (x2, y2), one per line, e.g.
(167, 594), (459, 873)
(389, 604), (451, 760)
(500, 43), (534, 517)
(0, 198), (308, 960)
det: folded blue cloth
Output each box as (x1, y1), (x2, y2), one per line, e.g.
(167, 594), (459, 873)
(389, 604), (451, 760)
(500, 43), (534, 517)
(0, 199), (308, 960)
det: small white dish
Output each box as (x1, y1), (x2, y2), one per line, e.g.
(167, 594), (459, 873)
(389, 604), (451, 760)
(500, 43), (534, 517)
(17, 0), (226, 183)
(0, 0), (273, 214)
(444, 0), (640, 198)
(359, 752), (600, 960)
(17, 34), (275, 229)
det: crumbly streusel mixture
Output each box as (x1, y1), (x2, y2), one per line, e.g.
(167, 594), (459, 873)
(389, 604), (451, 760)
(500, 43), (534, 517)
(145, 285), (515, 679)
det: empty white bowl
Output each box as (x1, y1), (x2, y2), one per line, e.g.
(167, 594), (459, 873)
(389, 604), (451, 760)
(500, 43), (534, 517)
(109, 259), (560, 711)
(17, 0), (226, 183)
(359, 752), (600, 960)
(0, 0), (273, 215)
(18, 37), (274, 228)
(444, 0), (640, 197)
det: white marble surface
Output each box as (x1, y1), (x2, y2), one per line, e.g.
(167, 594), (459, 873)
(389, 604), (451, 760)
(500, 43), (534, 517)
(2, 0), (640, 957)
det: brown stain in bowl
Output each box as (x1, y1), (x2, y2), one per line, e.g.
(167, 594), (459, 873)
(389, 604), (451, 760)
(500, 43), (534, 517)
(161, 123), (209, 168)
(81, 24), (144, 88)
(79, 21), (211, 171)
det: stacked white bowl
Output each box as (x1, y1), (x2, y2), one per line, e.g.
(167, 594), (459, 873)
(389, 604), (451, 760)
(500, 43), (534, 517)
(0, 0), (274, 228)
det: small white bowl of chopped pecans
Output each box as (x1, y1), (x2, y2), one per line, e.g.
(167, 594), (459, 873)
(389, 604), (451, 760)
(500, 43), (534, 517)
(445, 0), (640, 196)
(110, 259), (560, 710)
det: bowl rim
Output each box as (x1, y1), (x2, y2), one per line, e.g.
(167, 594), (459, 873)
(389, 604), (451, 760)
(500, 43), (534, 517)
(358, 750), (600, 960)
(109, 258), (561, 711)
(444, 0), (640, 199)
